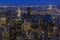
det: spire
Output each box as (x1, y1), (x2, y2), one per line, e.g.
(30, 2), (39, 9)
(17, 7), (21, 17)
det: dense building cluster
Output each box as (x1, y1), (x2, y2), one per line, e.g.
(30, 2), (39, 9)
(0, 6), (60, 40)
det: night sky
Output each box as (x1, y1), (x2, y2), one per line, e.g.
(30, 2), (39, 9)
(0, 0), (60, 6)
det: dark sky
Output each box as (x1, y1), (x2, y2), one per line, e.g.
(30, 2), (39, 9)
(0, 0), (60, 6)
